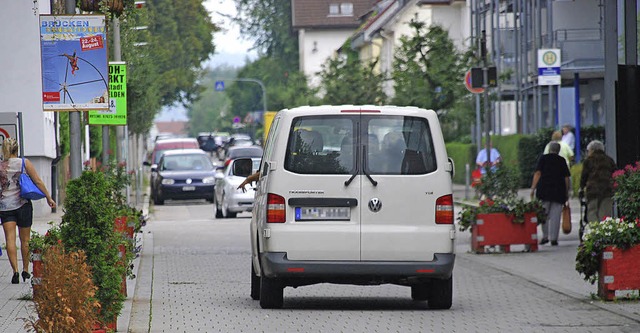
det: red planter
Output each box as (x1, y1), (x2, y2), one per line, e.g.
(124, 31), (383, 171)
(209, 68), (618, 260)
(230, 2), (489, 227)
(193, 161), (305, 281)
(471, 212), (539, 253)
(31, 251), (43, 297)
(598, 245), (640, 300)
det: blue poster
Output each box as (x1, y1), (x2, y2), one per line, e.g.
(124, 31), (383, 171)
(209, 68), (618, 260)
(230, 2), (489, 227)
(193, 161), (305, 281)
(40, 15), (109, 111)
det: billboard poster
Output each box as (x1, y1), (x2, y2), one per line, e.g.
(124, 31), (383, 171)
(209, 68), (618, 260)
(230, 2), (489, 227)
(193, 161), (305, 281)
(40, 15), (109, 111)
(89, 62), (127, 125)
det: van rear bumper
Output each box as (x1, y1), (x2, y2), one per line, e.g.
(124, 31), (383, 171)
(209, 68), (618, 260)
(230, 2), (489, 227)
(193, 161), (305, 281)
(260, 252), (455, 281)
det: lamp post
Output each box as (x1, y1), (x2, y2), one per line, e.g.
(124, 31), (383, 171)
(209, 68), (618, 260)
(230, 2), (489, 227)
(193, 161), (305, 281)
(220, 78), (267, 113)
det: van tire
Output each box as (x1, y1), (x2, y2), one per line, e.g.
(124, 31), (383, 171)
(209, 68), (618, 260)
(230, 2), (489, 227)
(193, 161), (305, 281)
(428, 275), (452, 310)
(250, 262), (260, 300)
(410, 283), (429, 301)
(259, 276), (283, 309)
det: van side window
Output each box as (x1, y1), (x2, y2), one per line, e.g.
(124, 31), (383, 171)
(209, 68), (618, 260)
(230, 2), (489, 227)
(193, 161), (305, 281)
(284, 116), (355, 174)
(367, 117), (436, 175)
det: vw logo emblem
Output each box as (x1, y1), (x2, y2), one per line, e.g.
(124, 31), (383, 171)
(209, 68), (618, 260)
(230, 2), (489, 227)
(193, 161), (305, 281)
(368, 198), (382, 212)
(186, 178), (192, 184)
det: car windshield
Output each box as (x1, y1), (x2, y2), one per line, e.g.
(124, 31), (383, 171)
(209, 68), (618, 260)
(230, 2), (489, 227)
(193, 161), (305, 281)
(161, 154), (213, 171)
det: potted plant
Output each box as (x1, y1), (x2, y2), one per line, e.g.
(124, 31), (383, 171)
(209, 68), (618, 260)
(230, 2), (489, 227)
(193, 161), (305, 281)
(24, 245), (100, 332)
(458, 165), (547, 253)
(573, 161), (640, 300)
(613, 161), (640, 219)
(576, 217), (640, 300)
(58, 166), (131, 328)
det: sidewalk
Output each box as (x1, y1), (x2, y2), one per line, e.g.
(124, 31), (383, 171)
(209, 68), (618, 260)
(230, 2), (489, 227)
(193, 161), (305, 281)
(453, 183), (640, 323)
(0, 193), (147, 332)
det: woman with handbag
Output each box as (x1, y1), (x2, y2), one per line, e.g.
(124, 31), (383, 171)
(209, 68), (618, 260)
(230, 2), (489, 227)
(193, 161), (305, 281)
(0, 138), (55, 284)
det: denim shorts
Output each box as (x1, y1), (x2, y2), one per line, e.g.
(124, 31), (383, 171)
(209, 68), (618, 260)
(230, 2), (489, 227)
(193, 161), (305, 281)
(0, 201), (33, 228)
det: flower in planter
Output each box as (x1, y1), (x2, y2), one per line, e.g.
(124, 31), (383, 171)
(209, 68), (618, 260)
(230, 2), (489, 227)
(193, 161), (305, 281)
(576, 217), (640, 284)
(458, 197), (547, 232)
(613, 161), (640, 219)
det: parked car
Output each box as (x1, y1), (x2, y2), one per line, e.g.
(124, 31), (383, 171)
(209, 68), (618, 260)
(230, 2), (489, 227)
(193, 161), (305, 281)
(150, 149), (216, 205)
(223, 146), (264, 167)
(213, 157), (261, 218)
(147, 137), (200, 168)
(249, 105), (455, 309)
(146, 138), (200, 194)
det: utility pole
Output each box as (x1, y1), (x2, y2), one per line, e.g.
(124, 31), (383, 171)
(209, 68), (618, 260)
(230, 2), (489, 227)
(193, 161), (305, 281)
(66, 0), (82, 179)
(481, 30), (492, 172)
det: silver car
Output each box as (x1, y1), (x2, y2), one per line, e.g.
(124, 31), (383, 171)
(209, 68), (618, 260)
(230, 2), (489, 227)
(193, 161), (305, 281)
(213, 158), (261, 218)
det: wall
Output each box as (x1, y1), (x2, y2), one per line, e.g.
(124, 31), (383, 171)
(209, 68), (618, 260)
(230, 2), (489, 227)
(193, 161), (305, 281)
(299, 29), (354, 88)
(1, 1), (57, 217)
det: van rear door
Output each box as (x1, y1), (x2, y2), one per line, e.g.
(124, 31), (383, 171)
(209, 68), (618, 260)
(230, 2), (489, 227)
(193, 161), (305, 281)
(359, 109), (453, 261)
(276, 111), (361, 261)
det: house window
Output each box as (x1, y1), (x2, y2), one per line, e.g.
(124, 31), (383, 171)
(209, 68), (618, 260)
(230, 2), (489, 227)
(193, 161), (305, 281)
(340, 3), (353, 15)
(329, 4), (340, 15)
(329, 3), (353, 16)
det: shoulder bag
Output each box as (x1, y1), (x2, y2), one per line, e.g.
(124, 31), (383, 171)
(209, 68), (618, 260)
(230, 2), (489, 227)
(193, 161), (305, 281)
(20, 158), (46, 200)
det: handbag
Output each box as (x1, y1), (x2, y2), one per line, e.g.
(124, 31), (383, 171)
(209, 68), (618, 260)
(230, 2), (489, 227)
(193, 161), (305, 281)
(20, 158), (46, 200)
(562, 204), (572, 234)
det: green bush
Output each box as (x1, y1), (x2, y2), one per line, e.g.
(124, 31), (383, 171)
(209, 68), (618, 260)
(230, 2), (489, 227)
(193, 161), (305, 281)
(445, 142), (475, 184)
(517, 128), (553, 187)
(60, 169), (128, 325)
(570, 163), (582, 198)
(577, 126), (605, 159)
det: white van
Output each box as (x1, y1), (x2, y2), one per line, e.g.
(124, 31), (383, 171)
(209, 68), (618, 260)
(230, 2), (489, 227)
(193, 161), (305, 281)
(249, 105), (455, 309)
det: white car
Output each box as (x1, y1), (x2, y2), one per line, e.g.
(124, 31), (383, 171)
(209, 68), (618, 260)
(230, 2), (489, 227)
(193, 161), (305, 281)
(250, 105), (456, 309)
(213, 158), (261, 218)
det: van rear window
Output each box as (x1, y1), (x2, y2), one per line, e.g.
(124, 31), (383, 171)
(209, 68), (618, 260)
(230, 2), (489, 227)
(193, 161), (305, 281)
(284, 115), (437, 175)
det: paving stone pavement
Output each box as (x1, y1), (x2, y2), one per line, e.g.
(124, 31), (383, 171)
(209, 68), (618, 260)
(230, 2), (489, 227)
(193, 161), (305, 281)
(1, 183), (640, 332)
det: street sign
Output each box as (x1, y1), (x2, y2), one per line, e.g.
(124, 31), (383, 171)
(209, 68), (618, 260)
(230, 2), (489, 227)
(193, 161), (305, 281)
(0, 113), (17, 160)
(538, 49), (561, 86)
(465, 70), (484, 94)
(89, 62), (127, 125)
(215, 81), (225, 91)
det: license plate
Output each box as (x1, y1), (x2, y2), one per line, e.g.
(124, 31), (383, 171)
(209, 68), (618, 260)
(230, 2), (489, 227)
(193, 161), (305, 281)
(182, 186), (196, 191)
(295, 207), (350, 221)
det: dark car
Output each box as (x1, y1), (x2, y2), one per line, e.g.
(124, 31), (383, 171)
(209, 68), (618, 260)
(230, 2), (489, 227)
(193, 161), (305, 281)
(223, 145), (263, 167)
(151, 149), (216, 205)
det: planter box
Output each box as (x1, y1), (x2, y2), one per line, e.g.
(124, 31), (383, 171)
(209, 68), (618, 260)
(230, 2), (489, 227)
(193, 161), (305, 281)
(31, 251), (43, 297)
(471, 212), (538, 253)
(598, 245), (640, 300)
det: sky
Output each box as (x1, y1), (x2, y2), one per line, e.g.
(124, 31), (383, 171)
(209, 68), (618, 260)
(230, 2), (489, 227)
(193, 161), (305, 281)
(156, 0), (255, 122)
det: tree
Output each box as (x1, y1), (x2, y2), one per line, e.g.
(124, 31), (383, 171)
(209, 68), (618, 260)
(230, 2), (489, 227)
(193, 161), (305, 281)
(144, 0), (219, 107)
(233, 0), (298, 65)
(226, 0), (318, 118)
(391, 20), (472, 141)
(187, 65), (238, 135)
(318, 42), (387, 105)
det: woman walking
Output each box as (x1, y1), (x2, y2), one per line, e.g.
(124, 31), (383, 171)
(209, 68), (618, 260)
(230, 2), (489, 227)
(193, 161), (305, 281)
(0, 138), (55, 283)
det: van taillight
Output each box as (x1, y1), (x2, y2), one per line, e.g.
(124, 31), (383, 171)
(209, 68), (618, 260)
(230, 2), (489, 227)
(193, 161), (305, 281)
(267, 193), (286, 223)
(435, 194), (453, 224)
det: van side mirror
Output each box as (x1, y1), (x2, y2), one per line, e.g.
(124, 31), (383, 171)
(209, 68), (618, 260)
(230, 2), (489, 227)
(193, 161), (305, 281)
(233, 158), (253, 177)
(447, 157), (455, 178)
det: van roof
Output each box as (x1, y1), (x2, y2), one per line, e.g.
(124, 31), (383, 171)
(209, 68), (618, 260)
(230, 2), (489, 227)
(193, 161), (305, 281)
(160, 148), (206, 156)
(280, 105), (428, 115)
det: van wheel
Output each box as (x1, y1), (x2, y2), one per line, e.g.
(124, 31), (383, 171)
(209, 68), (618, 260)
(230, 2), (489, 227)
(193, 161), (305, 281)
(428, 275), (452, 310)
(213, 195), (223, 218)
(411, 283), (429, 301)
(259, 276), (283, 309)
(250, 262), (260, 300)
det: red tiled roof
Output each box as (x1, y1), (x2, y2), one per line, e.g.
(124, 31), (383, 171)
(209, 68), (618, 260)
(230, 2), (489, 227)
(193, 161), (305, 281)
(292, 0), (379, 29)
(155, 121), (188, 135)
